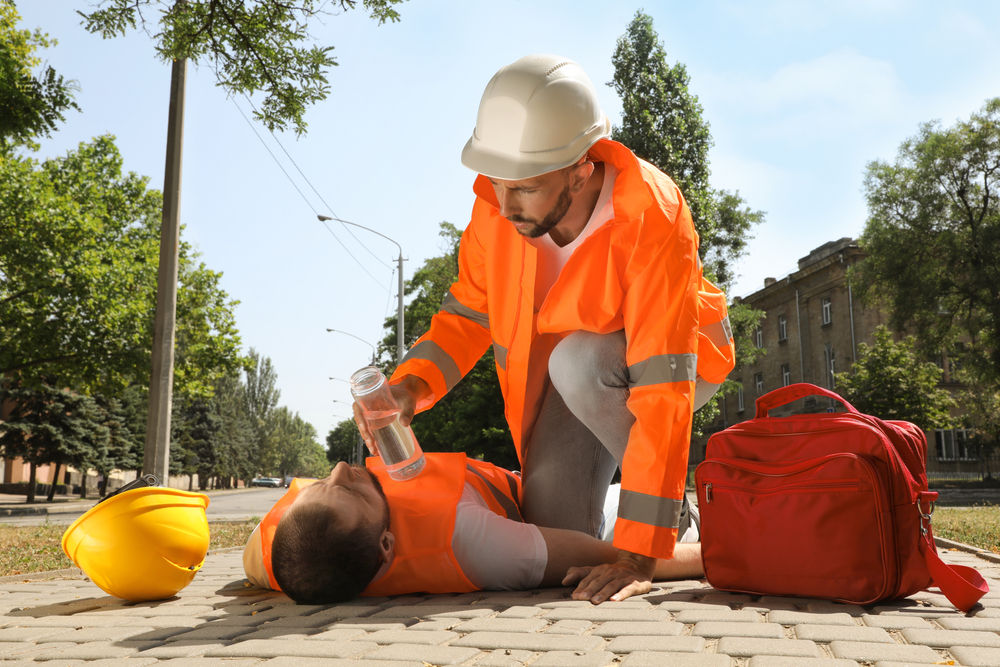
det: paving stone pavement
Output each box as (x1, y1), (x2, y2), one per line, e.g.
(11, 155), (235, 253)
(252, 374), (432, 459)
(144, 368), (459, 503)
(2, 546), (1000, 665)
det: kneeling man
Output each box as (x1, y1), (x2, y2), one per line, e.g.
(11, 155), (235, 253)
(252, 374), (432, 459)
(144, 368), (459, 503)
(243, 453), (701, 605)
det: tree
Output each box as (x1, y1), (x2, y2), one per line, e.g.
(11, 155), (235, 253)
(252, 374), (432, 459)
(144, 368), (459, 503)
(79, 0), (406, 136)
(854, 98), (1000, 385)
(88, 395), (142, 496)
(957, 369), (1000, 479)
(242, 348), (280, 475)
(327, 419), (361, 465)
(609, 10), (764, 291)
(835, 326), (955, 429)
(0, 135), (244, 395)
(212, 369), (254, 487)
(0, 382), (106, 502)
(171, 393), (222, 489)
(262, 407), (328, 479)
(608, 10), (767, 430)
(0, 1), (79, 149)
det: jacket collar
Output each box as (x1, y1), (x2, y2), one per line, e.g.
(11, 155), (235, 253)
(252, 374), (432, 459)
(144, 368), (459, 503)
(471, 139), (652, 224)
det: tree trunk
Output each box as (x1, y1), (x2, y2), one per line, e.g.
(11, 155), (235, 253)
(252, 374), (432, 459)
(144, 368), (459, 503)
(99, 474), (108, 497)
(188, 474), (194, 491)
(26, 461), (36, 503)
(79, 474), (87, 499)
(46, 462), (61, 502)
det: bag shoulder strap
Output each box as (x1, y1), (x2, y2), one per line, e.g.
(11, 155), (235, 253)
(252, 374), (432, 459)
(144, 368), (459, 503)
(920, 492), (988, 612)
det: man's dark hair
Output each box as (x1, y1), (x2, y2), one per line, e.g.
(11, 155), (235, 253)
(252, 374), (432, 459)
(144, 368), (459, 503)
(271, 472), (390, 604)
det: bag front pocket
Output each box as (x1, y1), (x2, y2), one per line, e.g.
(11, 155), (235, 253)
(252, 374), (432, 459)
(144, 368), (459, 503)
(696, 453), (892, 605)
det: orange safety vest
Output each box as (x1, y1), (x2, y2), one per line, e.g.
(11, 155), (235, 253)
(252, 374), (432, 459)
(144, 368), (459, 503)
(259, 453), (523, 596)
(390, 138), (735, 560)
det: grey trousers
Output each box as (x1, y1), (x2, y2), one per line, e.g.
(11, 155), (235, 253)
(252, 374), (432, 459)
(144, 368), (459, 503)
(520, 330), (720, 538)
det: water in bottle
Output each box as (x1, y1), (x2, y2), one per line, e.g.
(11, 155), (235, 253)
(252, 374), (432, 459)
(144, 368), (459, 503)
(350, 367), (425, 481)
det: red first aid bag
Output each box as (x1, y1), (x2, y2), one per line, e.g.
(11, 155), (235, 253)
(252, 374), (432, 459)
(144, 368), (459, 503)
(696, 383), (988, 611)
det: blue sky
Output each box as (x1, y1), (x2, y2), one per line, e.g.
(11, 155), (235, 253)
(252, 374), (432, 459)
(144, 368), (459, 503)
(18, 0), (1000, 444)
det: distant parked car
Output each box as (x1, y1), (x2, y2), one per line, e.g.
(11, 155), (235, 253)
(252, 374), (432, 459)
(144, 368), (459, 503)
(249, 477), (282, 488)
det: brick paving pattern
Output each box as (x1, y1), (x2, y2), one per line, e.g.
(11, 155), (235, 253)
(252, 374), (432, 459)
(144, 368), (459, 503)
(0, 545), (998, 665)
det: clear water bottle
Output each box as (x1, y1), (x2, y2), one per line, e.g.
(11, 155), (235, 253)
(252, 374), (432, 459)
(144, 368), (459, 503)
(349, 366), (425, 481)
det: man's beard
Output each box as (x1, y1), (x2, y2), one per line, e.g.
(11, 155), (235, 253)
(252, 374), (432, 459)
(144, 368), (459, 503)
(508, 184), (572, 238)
(355, 465), (391, 531)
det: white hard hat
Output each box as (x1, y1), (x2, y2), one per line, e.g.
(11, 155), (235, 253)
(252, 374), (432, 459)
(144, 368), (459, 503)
(462, 54), (611, 181)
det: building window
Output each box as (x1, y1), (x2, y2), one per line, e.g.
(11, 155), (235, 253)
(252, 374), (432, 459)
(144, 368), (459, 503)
(755, 326), (763, 349)
(781, 364), (791, 387)
(737, 382), (745, 412)
(824, 344), (835, 389)
(821, 296), (832, 325)
(778, 314), (787, 342)
(754, 372), (764, 393)
(935, 429), (973, 461)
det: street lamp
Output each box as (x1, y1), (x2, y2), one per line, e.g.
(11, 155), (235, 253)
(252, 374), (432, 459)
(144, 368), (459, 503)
(326, 329), (377, 366)
(318, 215), (405, 365)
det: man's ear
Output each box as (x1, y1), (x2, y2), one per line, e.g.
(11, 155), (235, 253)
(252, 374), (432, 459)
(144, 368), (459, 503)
(377, 531), (395, 563)
(568, 160), (595, 194)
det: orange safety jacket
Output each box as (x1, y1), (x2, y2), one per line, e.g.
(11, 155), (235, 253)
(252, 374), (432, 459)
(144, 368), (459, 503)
(259, 453), (523, 596)
(390, 138), (735, 560)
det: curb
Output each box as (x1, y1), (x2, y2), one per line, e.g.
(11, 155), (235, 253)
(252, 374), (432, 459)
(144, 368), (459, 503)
(0, 487), (265, 518)
(936, 535), (1000, 564)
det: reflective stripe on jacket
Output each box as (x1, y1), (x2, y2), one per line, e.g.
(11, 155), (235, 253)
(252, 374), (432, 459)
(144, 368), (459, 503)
(258, 453), (523, 596)
(391, 139), (735, 559)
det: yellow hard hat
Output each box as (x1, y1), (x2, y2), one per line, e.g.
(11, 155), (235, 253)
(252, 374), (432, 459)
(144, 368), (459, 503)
(62, 476), (210, 602)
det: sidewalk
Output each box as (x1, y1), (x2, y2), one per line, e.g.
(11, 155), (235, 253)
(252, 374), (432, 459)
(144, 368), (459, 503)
(2, 541), (1000, 666)
(0, 487), (258, 518)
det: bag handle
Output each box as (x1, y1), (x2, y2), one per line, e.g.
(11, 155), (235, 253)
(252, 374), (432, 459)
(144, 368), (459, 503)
(755, 383), (859, 419)
(918, 492), (989, 612)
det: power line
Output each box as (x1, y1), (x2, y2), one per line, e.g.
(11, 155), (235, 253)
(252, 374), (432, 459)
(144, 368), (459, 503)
(230, 98), (389, 291)
(240, 93), (391, 271)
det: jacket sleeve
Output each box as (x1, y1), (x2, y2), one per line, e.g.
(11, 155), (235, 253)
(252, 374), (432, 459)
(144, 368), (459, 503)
(390, 215), (493, 413)
(614, 184), (702, 560)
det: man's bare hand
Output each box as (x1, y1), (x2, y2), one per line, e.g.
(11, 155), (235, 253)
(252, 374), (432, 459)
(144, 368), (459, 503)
(562, 550), (656, 604)
(352, 375), (430, 455)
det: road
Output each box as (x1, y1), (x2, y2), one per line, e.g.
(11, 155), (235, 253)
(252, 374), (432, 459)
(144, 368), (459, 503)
(0, 487), (286, 526)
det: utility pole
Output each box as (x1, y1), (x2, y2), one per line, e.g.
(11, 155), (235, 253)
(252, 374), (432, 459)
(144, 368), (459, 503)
(318, 216), (406, 365)
(144, 58), (186, 484)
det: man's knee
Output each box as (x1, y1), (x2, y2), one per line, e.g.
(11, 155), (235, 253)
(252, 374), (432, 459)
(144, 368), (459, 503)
(549, 330), (627, 402)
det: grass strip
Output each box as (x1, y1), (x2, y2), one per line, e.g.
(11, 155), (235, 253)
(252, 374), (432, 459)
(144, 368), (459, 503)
(0, 519), (260, 578)
(934, 506), (1000, 554)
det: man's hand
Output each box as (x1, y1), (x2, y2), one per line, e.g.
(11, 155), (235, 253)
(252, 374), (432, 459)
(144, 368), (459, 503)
(352, 375), (430, 454)
(562, 549), (656, 604)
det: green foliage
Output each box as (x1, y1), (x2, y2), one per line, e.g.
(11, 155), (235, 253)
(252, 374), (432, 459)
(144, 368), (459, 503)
(380, 222), (517, 470)
(78, 0), (406, 135)
(87, 394), (142, 493)
(0, 382), (107, 502)
(212, 369), (255, 483)
(854, 97), (1000, 385)
(835, 325), (955, 429)
(956, 367), (1000, 475)
(0, 135), (244, 395)
(262, 406), (329, 478)
(0, 1), (79, 149)
(327, 419), (361, 465)
(609, 11), (766, 424)
(608, 10), (763, 292)
(242, 348), (280, 475)
(170, 393), (223, 489)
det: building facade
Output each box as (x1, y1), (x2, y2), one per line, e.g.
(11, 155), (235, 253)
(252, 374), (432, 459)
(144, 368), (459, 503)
(696, 237), (989, 478)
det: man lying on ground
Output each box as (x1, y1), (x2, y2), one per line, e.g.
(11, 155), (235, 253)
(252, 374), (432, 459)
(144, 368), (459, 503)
(243, 453), (702, 605)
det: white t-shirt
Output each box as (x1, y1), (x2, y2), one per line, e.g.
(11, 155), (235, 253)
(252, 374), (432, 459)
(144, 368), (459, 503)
(526, 162), (618, 310)
(242, 483), (547, 592)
